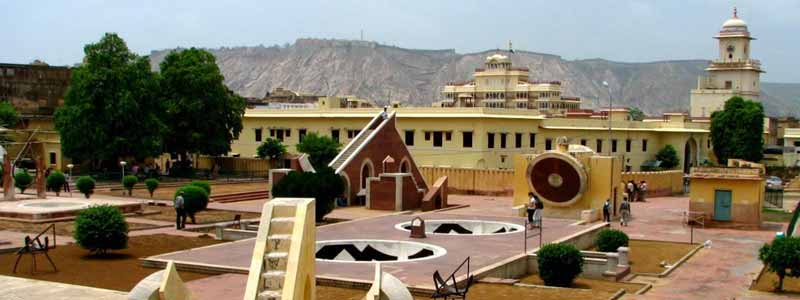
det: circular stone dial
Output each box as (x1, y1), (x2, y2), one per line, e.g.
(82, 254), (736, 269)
(530, 157), (582, 203)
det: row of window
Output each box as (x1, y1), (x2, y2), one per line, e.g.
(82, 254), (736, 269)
(403, 130), (652, 153)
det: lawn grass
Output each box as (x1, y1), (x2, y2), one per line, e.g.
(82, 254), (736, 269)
(762, 208), (794, 223)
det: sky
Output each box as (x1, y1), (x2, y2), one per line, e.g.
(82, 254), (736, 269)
(1, 0), (798, 82)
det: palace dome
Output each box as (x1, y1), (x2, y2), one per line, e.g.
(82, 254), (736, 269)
(720, 7), (748, 33)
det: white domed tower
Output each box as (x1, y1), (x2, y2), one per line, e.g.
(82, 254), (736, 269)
(690, 7), (764, 118)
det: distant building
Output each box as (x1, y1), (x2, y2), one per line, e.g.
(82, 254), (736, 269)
(248, 87), (376, 109)
(690, 8), (764, 118)
(440, 54), (580, 116)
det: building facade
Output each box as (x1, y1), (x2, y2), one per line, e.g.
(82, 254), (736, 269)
(439, 54), (580, 116)
(690, 8), (764, 118)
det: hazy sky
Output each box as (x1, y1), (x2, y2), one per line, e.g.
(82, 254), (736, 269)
(2, 0), (798, 82)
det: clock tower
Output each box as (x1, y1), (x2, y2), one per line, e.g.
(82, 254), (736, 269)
(690, 7), (764, 117)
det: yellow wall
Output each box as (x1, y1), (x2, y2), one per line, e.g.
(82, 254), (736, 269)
(689, 178), (764, 225)
(621, 170), (684, 196)
(419, 166), (513, 195)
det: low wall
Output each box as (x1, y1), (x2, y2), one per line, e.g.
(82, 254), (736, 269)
(196, 156), (271, 173)
(621, 170), (683, 197)
(419, 166), (513, 195)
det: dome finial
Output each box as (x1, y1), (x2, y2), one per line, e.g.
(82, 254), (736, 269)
(733, 6), (738, 18)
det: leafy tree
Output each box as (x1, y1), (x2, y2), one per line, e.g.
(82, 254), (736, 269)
(14, 171), (32, 194)
(710, 96), (765, 164)
(271, 166), (344, 222)
(295, 133), (341, 169)
(596, 229), (629, 252)
(189, 180), (211, 194)
(159, 48), (246, 161)
(656, 145), (680, 170)
(0, 101), (20, 128)
(628, 107), (645, 121)
(54, 33), (165, 166)
(122, 175), (138, 196)
(74, 205), (128, 255)
(145, 178), (159, 198)
(46, 171), (67, 196)
(759, 236), (800, 291)
(76, 176), (96, 198)
(537, 243), (583, 287)
(257, 138), (287, 160)
(175, 185), (209, 224)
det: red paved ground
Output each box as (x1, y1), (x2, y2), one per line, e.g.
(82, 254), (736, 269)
(149, 211), (589, 289)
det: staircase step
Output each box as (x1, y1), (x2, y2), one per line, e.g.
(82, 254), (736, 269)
(257, 290), (282, 300)
(262, 270), (286, 290)
(272, 205), (297, 218)
(269, 217), (295, 234)
(267, 234), (292, 252)
(265, 252), (289, 270)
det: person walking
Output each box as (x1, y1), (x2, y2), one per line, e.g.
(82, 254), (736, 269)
(602, 199), (611, 222)
(639, 181), (648, 202)
(626, 180), (635, 201)
(174, 192), (186, 229)
(526, 192), (537, 229)
(533, 195), (544, 228)
(620, 198), (631, 226)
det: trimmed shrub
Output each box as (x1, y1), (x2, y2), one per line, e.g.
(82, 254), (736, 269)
(46, 171), (67, 196)
(144, 178), (159, 198)
(122, 175), (138, 196)
(596, 229), (630, 252)
(175, 185), (209, 223)
(656, 145), (680, 170)
(76, 176), (96, 198)
(760, 236), (800, 291)
(271, 166), (344, 222)
(73, 205), (128, 255)
(14, 171), (33, 194)
(257, 137), (287, 160)
(537, 243), (583, 287)
(189, 180), (211, 194)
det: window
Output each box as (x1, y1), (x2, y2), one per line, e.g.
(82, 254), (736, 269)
(515, 133), (522, 148)
(642, 139), (648, 152)
(298, 129), (307, 142)
(625, 139), (632, 153)
(270, 129), (276, 137)
(529, 133), (536, 148)
(596, 139), (603, 153)
(284, 129), (291, 137)
(795, 141), (800, 147)
(445, 132), (452, 141)
(580, 139), (587, 146)
(488, 133), (495, 149)
(255, 128), (263, 142)
(276, 129), (285, 141)
(545, 138), (552, 150)
(463, 132), (473, 148)
(347, 130), (354, 139)
(49, 152), (56, 165)
(708, 139), (712, 148)
(500, 133), (507, 148)
(425, 131), (431, 141)
(405, 130), (415, 146)
(433, 131), (443, 147)
(612, 139), (618, 153)
(725, 81), (732, 89)
(332, 129), (340, 143)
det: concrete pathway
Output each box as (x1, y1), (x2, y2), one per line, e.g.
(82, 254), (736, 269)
(0, 275), (127, 300)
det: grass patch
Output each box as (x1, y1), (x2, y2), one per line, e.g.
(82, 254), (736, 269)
(519, 274), (645, 294)
(138, 205), (260, 224)
(628, 239), (698, 274)
(762, 208), (794, 223)
(751, 269), (800, 294)
(0, 219), (159, 237)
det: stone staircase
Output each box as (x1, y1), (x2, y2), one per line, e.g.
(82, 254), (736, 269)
(329, 129), (374, 171)
(243, 198), (315, 300)
(210, 191), (270, 203)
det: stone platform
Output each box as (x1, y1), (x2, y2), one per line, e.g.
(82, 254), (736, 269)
(0, 197), (142, 222)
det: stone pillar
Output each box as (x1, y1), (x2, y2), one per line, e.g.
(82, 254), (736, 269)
(35, 156), (46, 199)
(3, 156), (14, 201)
(617, 247), (629, 267)
(605, 252), (619, 275)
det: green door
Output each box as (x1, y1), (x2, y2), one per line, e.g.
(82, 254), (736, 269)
(714, 190), (732, 221)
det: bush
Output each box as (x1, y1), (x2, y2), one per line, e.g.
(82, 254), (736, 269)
(759, 236), (800, 291)
(122, 175), (138, 196)
(189, 180), (211, 194)
(14, 171), (33, 194)
(73, 205), (128, 255)
(656, 145), (680, 170)
(295, 133), (341, 170)
(46, 171), (67, 196)
(596, 229), (630, 252)
(76, 176), (96, 198)
(175, 184), (209, 219)
(257, 138), (287, 160)
(271, 166), (344, 222)
(144, 178), (159, 198)
(537, 243), (583, 287)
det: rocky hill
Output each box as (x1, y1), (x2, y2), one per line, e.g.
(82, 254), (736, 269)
(149, 38), (800, 116)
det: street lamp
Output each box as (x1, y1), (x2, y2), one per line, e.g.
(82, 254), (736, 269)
(67, 164), (74, 197)
(602, 81), (612, 156)
(602, 81), (615, 218)
(119, 161), (127, 179)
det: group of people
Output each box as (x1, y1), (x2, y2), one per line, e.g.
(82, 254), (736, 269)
(625, 180), (648, 202)
(526, 192), (543, 229)
(602, 197), (633, 226)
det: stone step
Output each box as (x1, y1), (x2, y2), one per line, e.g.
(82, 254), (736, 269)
(271, 205), (296, 218)
(257, 290), (282, 300)
(262, 270), (286, 290)
(265, 252), (289, 270)
(267, 234), (292, 252)
(269, 217), (295, 235)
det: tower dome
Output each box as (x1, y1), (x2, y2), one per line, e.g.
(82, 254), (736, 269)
(720, 7), (748, 34)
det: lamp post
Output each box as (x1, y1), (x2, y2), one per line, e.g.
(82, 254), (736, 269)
(119, 161), (127, 179)
(602, 81), (612, 156)
(67, 164), (74, 197)
(602, 81), (615, 217)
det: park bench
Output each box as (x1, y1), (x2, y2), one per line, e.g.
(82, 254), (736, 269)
(13, 224), (57, 274)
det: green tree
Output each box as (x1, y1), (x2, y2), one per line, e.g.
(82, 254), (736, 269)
(295, 133), (341, 169)
(628, 107), (645, 121)
(46, 171), (67, 196)
(159, 48), (246, 162)
(257, 138), (287, 160)
(122, 175), (138, 196)
(76, 176), (96, 198)
(537, 243), (583, 287)
(175, 184), (209, 224)
(271, 166), (344, 222)
(596, 229), (629, 252)
(14, 171), (32, 194)
(74, 205), (128, 255)
(0, 101), (20, 128)
(656, 145), (680, 170)
(759, 236), (800, 291)
(54, 33), (165, 167)
(710, 96), (765, 164)
(144, 178), (159, 198)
